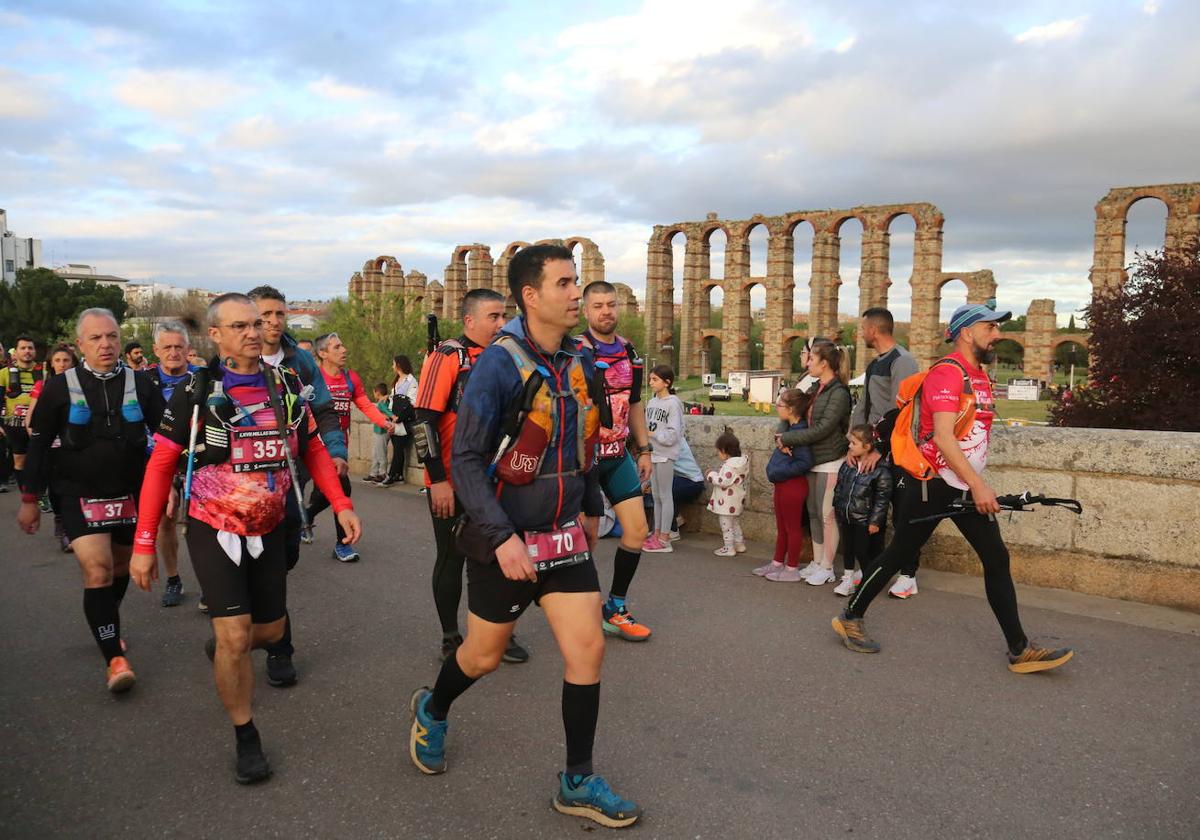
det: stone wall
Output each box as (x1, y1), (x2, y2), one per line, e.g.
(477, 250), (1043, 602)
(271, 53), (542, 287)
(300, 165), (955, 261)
(348, 412), (1200, 612)
(672, 418), (1200, 612)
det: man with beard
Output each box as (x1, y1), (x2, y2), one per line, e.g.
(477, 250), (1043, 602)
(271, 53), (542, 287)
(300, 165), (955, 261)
(1, 335), (43, 493)
(832, 303), (1074, 674)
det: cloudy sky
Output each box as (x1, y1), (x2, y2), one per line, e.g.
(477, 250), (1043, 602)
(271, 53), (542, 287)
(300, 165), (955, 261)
(2, 0), (1196, 323)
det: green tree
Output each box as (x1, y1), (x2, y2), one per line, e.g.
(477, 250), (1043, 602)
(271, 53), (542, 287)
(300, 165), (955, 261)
(0, 268), (129, 350)
(317, 294), (429, 386)
(1000, 314), (1027, 333)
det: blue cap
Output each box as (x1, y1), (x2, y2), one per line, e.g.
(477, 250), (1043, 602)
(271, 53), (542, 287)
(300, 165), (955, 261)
(946, 300), (1011, 340)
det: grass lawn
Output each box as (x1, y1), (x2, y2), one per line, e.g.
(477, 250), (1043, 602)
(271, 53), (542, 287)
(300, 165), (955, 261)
(994, 398), (1050, 423)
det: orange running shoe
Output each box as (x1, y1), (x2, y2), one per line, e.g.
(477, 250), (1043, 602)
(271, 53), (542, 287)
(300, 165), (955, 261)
(602, 604), (652, 642)
(106, 656), (136, 693)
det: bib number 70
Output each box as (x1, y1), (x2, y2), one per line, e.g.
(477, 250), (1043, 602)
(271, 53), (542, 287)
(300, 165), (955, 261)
(551, 530), (575, 554)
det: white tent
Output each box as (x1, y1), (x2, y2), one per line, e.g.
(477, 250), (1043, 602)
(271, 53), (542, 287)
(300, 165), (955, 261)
(849, 372), (866, 386)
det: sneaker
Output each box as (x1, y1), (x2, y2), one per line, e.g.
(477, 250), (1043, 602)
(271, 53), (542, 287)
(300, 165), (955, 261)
(752, 560), (783, 577)
(409, 687), (448, 774)
(833, 571), (861, 597)
(0, 484), (7, 493)
(361, 474), (382, 483)
(602, 604), (652, 642)
(105, 656), (136, 693)
(668, 530), (682, 542)
(713, 546), (737, 557)
(1007, 643), (1074, 674)
(766, 565), (804, 582)
(38, 494), (52, 513)
(641, 536), (673, 554)
(161, 578), (184, 607)
(300, 530), (313, 545)
(553, 772), (642, 829)
(440, 634), (463, 663)
(234, 735), (272, 785)
(502, 635), (530, 663)
(797, 561), (821, 579)
(734, 542), (747, 553)
(889, 574), (918, 599)
(266, 653), (298, 687)
(806, 567), (836, 586)
(60, 533), (73, 553)
(198, 596), (209, 615)
(831, 611), (881, 654)
(378, 476), (398, 487)
(204, 636), (216, 662)
(332, 543), (360, 563)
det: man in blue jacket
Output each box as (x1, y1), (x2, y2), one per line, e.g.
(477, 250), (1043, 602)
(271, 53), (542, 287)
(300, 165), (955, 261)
(408, 244), (641, 830)
(249, 285), (348, 688)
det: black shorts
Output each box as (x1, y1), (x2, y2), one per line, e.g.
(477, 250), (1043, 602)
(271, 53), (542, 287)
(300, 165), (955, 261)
(185, 518), (287, 623)
(5, 425), (29, 455)
(466, 556), (600, 623)
(59, 495), (135, 545)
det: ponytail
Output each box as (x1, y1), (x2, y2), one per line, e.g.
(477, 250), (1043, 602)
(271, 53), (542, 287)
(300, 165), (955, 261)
(810, 341), (850, 385)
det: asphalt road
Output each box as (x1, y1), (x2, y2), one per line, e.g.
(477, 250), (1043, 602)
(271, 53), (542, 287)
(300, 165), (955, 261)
(2, 483), (1198, 839)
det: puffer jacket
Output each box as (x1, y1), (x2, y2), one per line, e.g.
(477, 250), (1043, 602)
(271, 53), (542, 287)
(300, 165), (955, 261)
(779, 379), (851, 466)
(832, 459), (893, 527)
(706, 454), (749, 515)
(767, 421), (814, 483)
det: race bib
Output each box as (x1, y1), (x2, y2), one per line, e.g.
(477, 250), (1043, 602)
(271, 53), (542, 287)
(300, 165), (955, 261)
(13, 404), (29, 418)
(80, 495), (137, 528)
(332, 397), (351, 415)
(524, 519), (590, 573)
(229, 427), (290, 473)
(597, 439), (626, 459)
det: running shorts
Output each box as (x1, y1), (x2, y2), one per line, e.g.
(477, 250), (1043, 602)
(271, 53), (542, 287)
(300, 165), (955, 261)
(596, 450), (643, 506)
(466, 555), (600, 623)
(185, 517), (287, 623)
(60, 495), (135, 545)
(5, 426), (29, 455)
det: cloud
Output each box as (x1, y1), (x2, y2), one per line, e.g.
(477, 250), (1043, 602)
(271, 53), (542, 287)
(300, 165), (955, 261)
(114, 68), (246, 122)
(1014, 16), (1088, 44)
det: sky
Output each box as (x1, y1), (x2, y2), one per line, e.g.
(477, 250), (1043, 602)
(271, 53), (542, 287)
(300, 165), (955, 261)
(1, 0), (1196, 324)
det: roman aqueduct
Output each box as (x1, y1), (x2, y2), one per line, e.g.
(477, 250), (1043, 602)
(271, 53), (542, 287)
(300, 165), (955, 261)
(349, 182), (1199, 379)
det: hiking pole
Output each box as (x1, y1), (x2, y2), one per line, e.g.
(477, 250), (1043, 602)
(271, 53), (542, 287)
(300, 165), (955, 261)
(179, 368), (209, 537)
(426, 314), (441, 355)
(486, 369), (545, 479)
(267, 365), (312, 542)
(909, 491), (1083, 524)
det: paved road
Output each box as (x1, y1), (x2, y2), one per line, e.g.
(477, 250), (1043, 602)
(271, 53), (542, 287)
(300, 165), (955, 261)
(2, 484), (1198, 839)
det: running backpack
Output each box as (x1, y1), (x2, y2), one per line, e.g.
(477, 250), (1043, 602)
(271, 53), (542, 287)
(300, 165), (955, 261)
(876, 358), (975, 481)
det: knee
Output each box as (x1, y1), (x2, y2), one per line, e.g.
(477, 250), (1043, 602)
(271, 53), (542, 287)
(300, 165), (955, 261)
(623, 517), (649, 547)
(458, 644), (503, 678)
(216, 625), (253, 657)
(259, 617), (287, 646)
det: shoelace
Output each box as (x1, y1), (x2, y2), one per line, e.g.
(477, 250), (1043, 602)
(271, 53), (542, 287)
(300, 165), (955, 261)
(582, 776), (626, 810)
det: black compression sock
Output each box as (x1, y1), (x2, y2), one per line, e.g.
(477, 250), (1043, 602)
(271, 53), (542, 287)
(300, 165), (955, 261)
(429, 649), (478, 721)
(83, 587), (123, 662)
(609, 547), (641, 600)
(167, 575), (181, 585)
(110, 575), (130, 606)
(235, 719), (260, 743)
(562, 681), (600, 778)
(14, 469), (23, 492)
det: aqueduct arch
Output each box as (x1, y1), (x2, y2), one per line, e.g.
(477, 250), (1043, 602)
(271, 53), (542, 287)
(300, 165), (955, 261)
(1090, 182), (1200, 291)
(645, 203), (996, 377)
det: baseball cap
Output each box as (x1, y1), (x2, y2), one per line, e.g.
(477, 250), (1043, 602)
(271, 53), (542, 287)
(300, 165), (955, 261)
(946, 300), (1011, 340)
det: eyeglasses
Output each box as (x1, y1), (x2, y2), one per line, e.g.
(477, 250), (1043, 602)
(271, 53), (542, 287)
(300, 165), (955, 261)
(216, 319), (264, 333)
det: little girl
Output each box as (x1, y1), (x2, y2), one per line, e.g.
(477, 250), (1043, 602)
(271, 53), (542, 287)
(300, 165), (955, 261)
(757, 388), (814, 581)
(643, 364), (683, 554)
(365, 383), (393, 482)
(831, 424), (893, 596)
(706, 430), (749, 557)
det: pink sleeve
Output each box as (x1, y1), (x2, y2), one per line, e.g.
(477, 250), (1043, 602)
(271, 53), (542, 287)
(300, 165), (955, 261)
(133, 435), (185, 552)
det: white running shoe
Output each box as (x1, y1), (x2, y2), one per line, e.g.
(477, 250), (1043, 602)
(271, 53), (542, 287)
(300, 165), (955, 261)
(753, 560), (783, 577)
(766, 565), (804, 582)
(668, 530), (682, 542)
(797, 561), (821, 579)
(889, 574), (918, 599)
(833, 572), (859, 597)
(806, 566), (836, 586)
(713, 546), (737, 557)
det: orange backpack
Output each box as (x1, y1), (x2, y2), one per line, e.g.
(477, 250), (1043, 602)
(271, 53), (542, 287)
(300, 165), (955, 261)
(886, 358), (976, 481)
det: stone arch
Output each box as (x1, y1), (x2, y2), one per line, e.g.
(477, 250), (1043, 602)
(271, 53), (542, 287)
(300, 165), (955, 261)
(993, 336), (1026, 374)
(787, 217), (815, 338)
(644, 226), (685, 370)
(1090, 182), (1200, 291)
(781, 330), (805, 373)
(1123, 195), (1170, 263)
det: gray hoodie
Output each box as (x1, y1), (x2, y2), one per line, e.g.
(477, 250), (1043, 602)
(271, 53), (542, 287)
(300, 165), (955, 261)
(645, 394), (684, 461)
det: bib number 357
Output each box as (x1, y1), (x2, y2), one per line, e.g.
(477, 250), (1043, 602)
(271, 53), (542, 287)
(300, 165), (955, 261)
(230, 428), (289, 473)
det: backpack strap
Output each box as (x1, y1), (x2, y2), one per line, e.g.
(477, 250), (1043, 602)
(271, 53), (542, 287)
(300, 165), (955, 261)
(120, 366), (144, 423)
(65, 367), (89, 424)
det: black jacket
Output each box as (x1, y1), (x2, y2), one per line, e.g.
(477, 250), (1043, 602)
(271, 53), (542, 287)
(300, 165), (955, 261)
(832, 460), (893, 527)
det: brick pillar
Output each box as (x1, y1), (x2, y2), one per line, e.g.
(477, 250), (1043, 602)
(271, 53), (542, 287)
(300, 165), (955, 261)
(579, 242), (605, 285)
(1164, 198), (1193, 260)
(679, 234), (709, 378)
(855, 227), (890, 376)
(466, 245), (493, 293)
(909, 221), (945, 369)
(763, 227), (793, 371)
(644, 230), (674, 367)
(966, 270), (997, 305)
(1024, 299), (1057, 383)
(809, 218), (841, 341)
(348, 271), (363, 299)
(441, 258), (466, 321)
(1089, 199), (1127, 292)
(723, 231), (751, 374)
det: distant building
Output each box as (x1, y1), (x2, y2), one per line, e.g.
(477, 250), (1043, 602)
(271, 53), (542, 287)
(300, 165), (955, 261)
(0, 209), (43, 284)
(286, 312), (321, 331)
(123, 282), (210, 308)
(54, 263), (129, 288)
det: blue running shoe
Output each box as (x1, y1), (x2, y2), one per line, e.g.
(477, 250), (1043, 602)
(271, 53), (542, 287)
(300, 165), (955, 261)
(553, 772), (641, 828)
(332, 543), (360, 563)
(409, 687), (447, 774)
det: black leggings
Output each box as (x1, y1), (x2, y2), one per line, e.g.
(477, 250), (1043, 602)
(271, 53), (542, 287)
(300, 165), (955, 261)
(428, 493), (466, 636)
(837, 514), (884, 573)
(847, 474), (1027, 654)
(306, 474), (352, 543)
(387, 436), (407, 481)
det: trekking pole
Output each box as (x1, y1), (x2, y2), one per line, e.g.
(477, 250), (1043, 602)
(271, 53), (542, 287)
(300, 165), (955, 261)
(909, 491), (1082, 524)
(179, 369), (209, 537)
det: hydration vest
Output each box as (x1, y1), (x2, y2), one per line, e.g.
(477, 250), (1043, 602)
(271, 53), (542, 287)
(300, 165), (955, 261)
(575, 331), (642, 457)
(434, 337), (474, 415)
(4, 363), (42, 400)
(574, 331), (643, 395)
(189, 367), (305, 469)
(61, 366), (146, 451)
(490, 334), (600, 486)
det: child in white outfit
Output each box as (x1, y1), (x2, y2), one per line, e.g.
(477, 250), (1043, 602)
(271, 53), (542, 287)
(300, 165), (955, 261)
(706, 430), (749, 557)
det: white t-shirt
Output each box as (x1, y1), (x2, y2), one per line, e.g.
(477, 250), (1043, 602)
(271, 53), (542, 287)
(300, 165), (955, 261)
(263, 348), (285, 368)
(393, 374), (417, 398)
